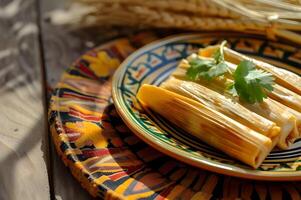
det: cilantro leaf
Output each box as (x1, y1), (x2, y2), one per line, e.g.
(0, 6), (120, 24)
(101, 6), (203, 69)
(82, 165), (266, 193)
(186, 58), (214, 80)
(186, 40), (229, 80)
(186, 58), (228, 81)
(227, 83), (238, 96)
(186, 41), (274, 104)
(204, 62), (228, 80)
(232, 60), (274, 103)
(213, 40), (227, 63)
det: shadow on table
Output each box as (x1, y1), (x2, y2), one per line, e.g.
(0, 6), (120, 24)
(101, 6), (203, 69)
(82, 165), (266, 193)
(0, 117), (49, 200)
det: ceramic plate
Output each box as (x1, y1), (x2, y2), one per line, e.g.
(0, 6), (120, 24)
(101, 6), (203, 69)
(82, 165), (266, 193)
(112, 33), (301, 180)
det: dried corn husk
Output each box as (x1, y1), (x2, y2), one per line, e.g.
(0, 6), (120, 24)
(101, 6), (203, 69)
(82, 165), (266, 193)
(270, 84), (301, 113)
(161, 77), (280, 147)
(199, 46), (301, 96)
(137, 84), (272, 168)
(199, 45), (301, 148)
(173, 58), (298, 149)
(201, 47), (301, 114)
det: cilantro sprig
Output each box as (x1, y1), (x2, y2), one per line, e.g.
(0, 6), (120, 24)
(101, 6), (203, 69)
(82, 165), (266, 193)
(213, 40), (227, 63)
(185, 40), (275, 104)
(186, 41), (229, 81)
(230, 60), (275, 103)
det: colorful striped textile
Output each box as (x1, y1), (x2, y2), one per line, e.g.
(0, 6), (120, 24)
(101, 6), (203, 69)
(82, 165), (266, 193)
(48, 32), (301, 199)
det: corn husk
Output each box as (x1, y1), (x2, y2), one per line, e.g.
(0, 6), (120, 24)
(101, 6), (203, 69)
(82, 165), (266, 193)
(161, 77), (280, 147)
(269, 99), (301, 148)
(267, 84), (301, 113)
(199, 46), (301, 96)
(172, 58), (298, 149)
(200, 46), (301, 147)
(137, 84), (272, 168)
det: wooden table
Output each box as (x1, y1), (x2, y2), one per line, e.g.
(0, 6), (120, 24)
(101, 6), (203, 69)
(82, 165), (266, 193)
(3, 1), (301, 200)
(0, 0), (134, 199)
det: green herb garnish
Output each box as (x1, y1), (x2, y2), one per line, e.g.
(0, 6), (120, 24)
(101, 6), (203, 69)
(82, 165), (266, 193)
(213, 40), (227, 63)
(186, 41), (274, 104)
(231, 60), (274, 103)
(186, 41), (229, 81)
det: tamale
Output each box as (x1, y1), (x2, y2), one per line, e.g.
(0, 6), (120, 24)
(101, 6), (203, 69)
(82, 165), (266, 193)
(269, 99), (301, 148)
(222, 56), (301, 115)
(198, 48), (301, 146)
(161, 77), (280, 147)
(216, 60), (301, 145)
(269, 84), (301, 113)
(171, 59), (298, 149)
(137, 84), (273, 168)
(242, 99), (297, 149)
(199, 45), (301, 96)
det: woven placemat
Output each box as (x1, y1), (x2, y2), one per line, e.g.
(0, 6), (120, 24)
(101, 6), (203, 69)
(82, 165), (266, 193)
(48, 32), (301, 199)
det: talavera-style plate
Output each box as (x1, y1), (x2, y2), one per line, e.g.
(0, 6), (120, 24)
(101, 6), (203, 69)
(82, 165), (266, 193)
(112, 33), (301, 181)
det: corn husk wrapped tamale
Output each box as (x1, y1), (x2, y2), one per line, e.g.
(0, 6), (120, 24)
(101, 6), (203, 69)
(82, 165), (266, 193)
(137, 84), (273, 168)
(270, 84), (301, 113)
(269, 99), (301, 148)
(222, 61), (301, 147)
(161, 77), (280, 147)
(222, 60), (301, 114)
(219, 56), (301, 116)
(172, 59), (298, 149)
(242, 99), (297, 149)
(192, 48), (301, 118)
(199, 46), (301, 148)
(199, 45), (301, 96)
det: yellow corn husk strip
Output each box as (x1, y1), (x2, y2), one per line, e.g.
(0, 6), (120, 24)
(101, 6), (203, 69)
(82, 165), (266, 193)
(269, 99), (301, 148)
(269, 84), (301, 113)
(172, 59), (297, 149)
(137, 84), (272, 168)
(241, 99), (297, 149)
(199, 46), (301, 96)
(161, 77), (280, 147)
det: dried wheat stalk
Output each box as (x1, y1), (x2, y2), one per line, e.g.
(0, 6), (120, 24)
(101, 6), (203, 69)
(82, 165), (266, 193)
(48, 0), (301, 45)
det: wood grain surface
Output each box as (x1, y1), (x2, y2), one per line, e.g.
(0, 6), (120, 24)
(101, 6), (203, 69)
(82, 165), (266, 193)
(0, 0), (140, 198)
(0, 0), (50, 199)
(40, 0), (95, 199)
